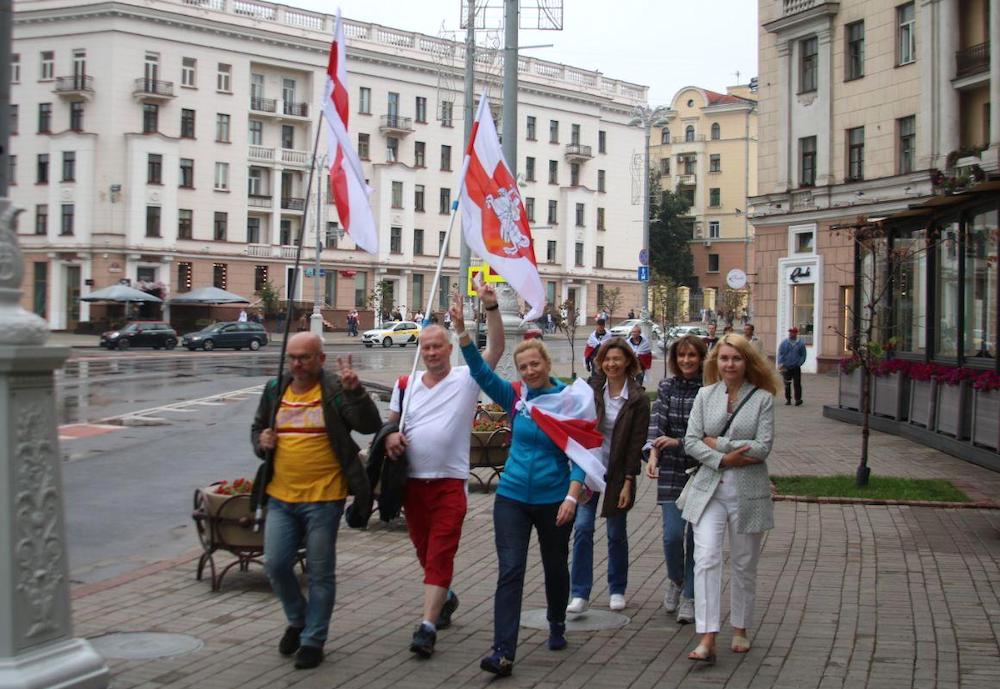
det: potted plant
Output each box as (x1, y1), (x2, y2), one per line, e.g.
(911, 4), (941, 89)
(907, 362), (936, 428)
(971, 370), (1000, 450)
(871, 358), (910, 420)
(198, 478), (262, 548)
(933, 365), (974, 439)
(479, 402), (508, 424)
(470, 417), (510, 467)
(838, 354), (863, 411)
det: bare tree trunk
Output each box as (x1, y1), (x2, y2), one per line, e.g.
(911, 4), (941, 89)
(857, 366), (872, 486)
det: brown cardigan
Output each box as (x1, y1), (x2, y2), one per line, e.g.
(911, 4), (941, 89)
(591, 376), (650, 518)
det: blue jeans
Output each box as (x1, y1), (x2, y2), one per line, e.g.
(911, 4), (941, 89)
(264, 497), (345, 649)
(492, 496), (571, 660)
(570, 493), (628, 599)
(661, 501), (695, 599)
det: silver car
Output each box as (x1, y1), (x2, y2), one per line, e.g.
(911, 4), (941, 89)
(662, 325), (711, 351)
(608, 319), (663, 341)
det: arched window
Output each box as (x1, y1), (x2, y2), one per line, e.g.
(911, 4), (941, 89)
(711, 122), (721, 140)
(661, 128), (670, 144)
(685, 125), (695, 142)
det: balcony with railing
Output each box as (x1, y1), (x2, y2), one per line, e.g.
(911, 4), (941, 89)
(782, 0), (818, 14)
(956, 42), (990, 79)
(379, 114), (415, 135)
(247, 194), (273, 209)
(280, 245), (299, 259)
(677, 173), (697, 187)
(246, 243), (273, 257)
(248, 146), (275, 163)
(250, 97), (277, 114)
(281, 148), (311, 166)
(282, 102), (309, 118)
(53, 75), (94, 99)
(133, 78), (175, 100)
(281, 197), (306, 211)
(564, 143), (593, 162)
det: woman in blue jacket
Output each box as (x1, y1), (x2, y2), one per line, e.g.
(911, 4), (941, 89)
(451, 293), (585, 677)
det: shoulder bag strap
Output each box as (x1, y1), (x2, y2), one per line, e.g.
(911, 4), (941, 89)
(719, 386), (759, 437)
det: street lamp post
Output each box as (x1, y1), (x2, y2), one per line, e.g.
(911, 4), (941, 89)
(628, 104), (670, 319)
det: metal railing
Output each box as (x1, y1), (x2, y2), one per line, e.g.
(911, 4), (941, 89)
(956, 42), (990, 78)
(281, 197), (305, 210)
(380, 114), (414, 131)
(565, 143), (593, 158)
(283, 102), (309, 117)
(250, 97), (277, 113)
(54, 75), (94, 92)
(247, 195), (273, 208)
(133, 78), (174, 97)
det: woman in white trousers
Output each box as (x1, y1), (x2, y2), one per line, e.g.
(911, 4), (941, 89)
(681, 333), (780, 664)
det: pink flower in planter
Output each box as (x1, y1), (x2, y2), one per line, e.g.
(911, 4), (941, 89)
(972, 370), (1000, 392)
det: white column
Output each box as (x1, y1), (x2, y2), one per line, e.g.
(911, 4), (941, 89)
(79, 256), (92, 324)
(937, 0), (961, 160)
(815, 28), (835, 187)
(48, 256), (65, 331)
(917, 0), (938, 169)
(775, 40), (792, 193)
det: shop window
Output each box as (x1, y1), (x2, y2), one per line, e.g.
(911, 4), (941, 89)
(964, 209), (998, 359)
(892, 228), (928, 354)
(791, 283), (815, 346)
(935, 223), (960, 357)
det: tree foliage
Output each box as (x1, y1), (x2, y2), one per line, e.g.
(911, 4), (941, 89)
(600, 287), (622, 323)
(649, 175), (695, 286)
(554, 299), (581, 380)
(255, 280), (280, 317)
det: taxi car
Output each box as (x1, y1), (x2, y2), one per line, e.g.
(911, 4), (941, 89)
(362, 321), (421, 348)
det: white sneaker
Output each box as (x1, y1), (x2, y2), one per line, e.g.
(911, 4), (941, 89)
(609, 594), (626, 611)
(676, 596), (695, 624)
(663, 581), (682, 613)
(566, 597), (588, 614)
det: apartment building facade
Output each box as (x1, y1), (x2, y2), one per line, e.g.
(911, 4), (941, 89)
(750, 0), (999, 371)
(10, 0), (647, 330)
(649, 85), (758, 298)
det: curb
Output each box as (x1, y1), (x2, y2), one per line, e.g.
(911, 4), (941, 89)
(772, 494), (999, 509)
(71, 548), (204, 600)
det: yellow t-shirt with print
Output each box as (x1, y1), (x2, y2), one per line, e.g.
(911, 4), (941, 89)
(266, 382), (347, 502)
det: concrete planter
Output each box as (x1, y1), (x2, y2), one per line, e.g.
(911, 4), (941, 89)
(838, 368), (863, 411)
(872, 372), (909, 421)
(908, 379), (935, 428)
(935, 381), (972, 439)
(971, 389), (1000, 450)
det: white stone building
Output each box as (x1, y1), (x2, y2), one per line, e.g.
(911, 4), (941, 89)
(10, 0), (648, 330)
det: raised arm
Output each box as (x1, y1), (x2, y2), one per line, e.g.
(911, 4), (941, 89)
(478, 282), (505, 369)
(451, 290), (515, 411)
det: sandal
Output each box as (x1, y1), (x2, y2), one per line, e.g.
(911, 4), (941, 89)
(731, 634), (751, 653)
(688, 644), (716, 664)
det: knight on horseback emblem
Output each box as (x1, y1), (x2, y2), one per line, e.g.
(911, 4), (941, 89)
(485, 186), (530, 256)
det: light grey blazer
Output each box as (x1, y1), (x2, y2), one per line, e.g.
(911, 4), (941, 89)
(681, 381), (775, 534)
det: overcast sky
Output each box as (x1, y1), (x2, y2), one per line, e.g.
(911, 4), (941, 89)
(289, 0), (759, 105)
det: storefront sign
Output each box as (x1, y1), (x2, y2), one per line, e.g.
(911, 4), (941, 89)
(789, 266), (812, 283)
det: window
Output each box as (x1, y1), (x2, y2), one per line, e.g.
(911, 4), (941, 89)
(216, 63), (231, 92)
(61, 151), (75, 181)
(214, 162), (229, 191)
(708, 253), (720, 272)
(390, 226), (402, 254)
(440, 144), (452, 171)
(549, 120), (559, 143)
(685, 125), (695, 142)
(180, 109), (195, 138)
(10, 104), (17, 135)
(386, 137), (399, 162)
(546, 281), (557, 305)
(525, 157), (536, 181)
(68, 100), (83, 134)
(142, 103), (158, 133)
(571, 124), (581, 146)
(414, 184), (425, 212)
(596, 246), (604, 268)
(439, 187), (451, 214)
(36, 154), (49, 184)
(574, 242), (584, 267)
(709, 221), (720, 238)
(598, 169), (606, 192)
(182, 57), (196, 87)
(38, 103), (51, 133)
(10, 53), (19, 83)
(897, 3), (916, 66)
(358, 132), (370, 159)
(252, 265), (267, 293)
(414, 141), (426, 167)
(60, 204), (74, 235)
(438, 231), (448, 256)
(248, 119), (263, 145)
(597, 207), (606, 230)
(683, 155), (696, 175)
(323, 221), (339, 249)
(791, 283), (815, 345)
(354, 272), (367, 307)
(391, 181), (404, 208)
(661, 128), (670, 144)
(8, 155), (14, 186)
(898, 115), (916, 174)
(146, 206), (161, 237)
(548, 200), (558, 224)
(415, 96), (427, 123)
(598, 130), (606, 154)
(525, 197), (535, 222)
(710, 123), (721, 140)
(359, 87), (371, 114)
(964, 209), (998, 358)
(32, 262), (46, 317)
(527, 116), (537, 140)
(847, 127), (864, 181)
(570, 163), (580, 186)
(213, 263), (228, 289)
(709, 154), (721, 172)
(575, 203), (585, 227)
(179, 158), (194, 188)
(213, 212), (227, 241)
(179, 209), (193, 239)
(795, 230), (815, 253)
(413, 228), (424, 255)
(709, 188), (721, 207)
(660, 158), (671, 175)
(40, 51), (54, 80)
(279, 219), (292, 245)
(215, 113), (230, 143)
(247, 167), (263, 196)
(281, 125), (294, 149)
(548, 160), (558, 184)
(437, 275), (449, 309)
(546, 240), (557, 262)
(35, 204), (47, 235)
(440, 100), (453, 127)
(800, 136), (816, 186)
(846, 21), (865, 80)
(800, 36), (818, 92)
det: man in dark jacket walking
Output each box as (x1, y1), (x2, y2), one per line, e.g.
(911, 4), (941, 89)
(251, 333), (381, 669)
(777, 326), (808, 405)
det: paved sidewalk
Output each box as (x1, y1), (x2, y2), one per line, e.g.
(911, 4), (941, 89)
(70, 373), (1000, 689)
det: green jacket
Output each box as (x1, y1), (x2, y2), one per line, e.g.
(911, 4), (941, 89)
(250, 370), (382, 511)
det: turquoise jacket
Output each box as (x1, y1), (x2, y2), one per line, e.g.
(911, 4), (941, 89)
(462, 342), (586, 504)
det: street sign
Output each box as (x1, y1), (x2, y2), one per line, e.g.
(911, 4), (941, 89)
(726, 268), (747, 289)
(638, 249), (649, 266)
(637, 266), (650, 282)
(467, 263), (505, 296)
(304, 268), (327, 278)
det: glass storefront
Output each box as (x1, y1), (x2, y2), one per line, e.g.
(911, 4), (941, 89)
(892, 228), (928, 354)
(791, 283), (815, 345)
(934, 222), (960, 358)
(964, 209), (998, 359)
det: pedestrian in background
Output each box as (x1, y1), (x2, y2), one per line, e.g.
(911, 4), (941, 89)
(683, 333), (780, 665)
(644, 334), (707, 625)
(704, 322), (719, 350)
(743, 323), (765, 359)
(626, 325), (652, 386)
(777, 327), (807, 406)
(584, 318), (610, 374)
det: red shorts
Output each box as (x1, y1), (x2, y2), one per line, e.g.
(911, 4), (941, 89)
(403, 478), (467, 588)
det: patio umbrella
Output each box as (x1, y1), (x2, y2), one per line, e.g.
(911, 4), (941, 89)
(80, 284), (164, 303)
(169, 287), (250, 304)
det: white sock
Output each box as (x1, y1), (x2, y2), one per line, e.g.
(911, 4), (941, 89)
(421, 620), (436, 631)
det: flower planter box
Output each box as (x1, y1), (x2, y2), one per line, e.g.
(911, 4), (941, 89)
(838, 368), (863, 411)
(971, 389), (1000, 450)
(469, 429), (510, 491)
(908, 379), (935, 428)
(872, 372), (909, 421)
(935, 381), (971, 439)
(200, 489), (263, 549)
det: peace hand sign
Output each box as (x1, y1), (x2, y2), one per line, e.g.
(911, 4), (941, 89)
(449, 291), (466, 333)
(336, 354), (360, 390)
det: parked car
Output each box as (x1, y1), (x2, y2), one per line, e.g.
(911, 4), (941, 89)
(100, 321), (178, 350)
(662, 325), (711, 351)
(362, 321), (421, 348)
(609, 318), (663, 341)
(181, 321), (269, 351)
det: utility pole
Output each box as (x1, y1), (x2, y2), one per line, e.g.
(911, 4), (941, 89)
(502, 0), (517, 170)
(458, 0), (476, 312)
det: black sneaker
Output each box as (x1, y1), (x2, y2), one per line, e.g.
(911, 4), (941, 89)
(548, 622), (567, 651)
(480, 650), (513, 677)
(435, 591), (460, 629)
(278, 626), (303, 656)
(409, 624), (437, 659)
(785, 400), (792, 406)
(795, 400), (804, 406)
(294, 645), (324, 669)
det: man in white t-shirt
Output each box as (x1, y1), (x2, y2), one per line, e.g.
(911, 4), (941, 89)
(385, 286), (504, 659)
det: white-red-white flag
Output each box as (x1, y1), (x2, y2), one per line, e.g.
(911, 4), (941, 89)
(322, 10), (377, 254)
(459, 94), (545, 321)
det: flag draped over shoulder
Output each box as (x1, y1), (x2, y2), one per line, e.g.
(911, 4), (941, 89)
(459, 93), (546, 321)
(515, 379), (606, 492)
(322, 10), (378, 254)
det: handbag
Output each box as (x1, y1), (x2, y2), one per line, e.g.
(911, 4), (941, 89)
(675, 386), (760, 510)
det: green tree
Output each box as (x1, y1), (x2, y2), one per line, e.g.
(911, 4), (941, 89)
(255, 280), (280, 318)
(649, 177), (695, 285)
